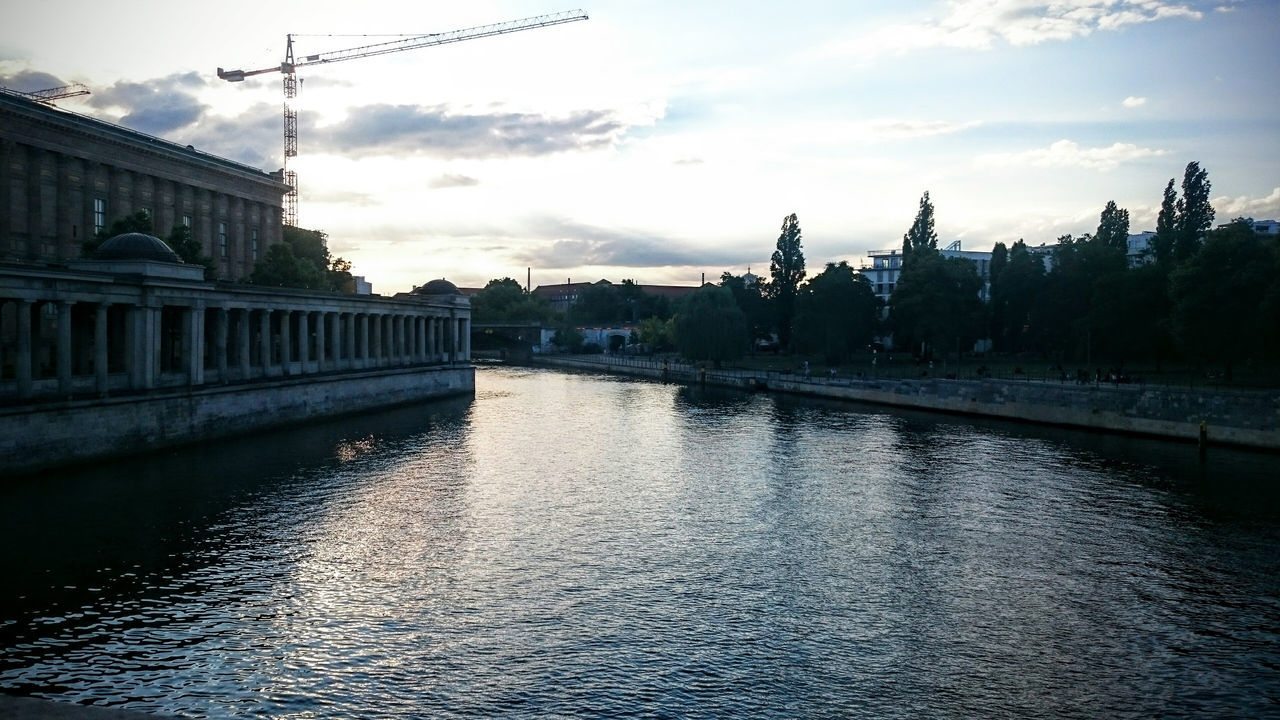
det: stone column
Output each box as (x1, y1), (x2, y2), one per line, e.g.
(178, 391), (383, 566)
(315, 312), (327, 372)
(215, 307), (229, 384)
(130, 304), (161, 390)
(0, 140), (11, 253)
(57, 300), (74, 395)
(426, 316), (436, 362)
(359, 313), (370, 369)
(461, 316), (470, 361)
(370, 313), (382, 367)
(298, 310), (309, 370)
(238, 308), (252, 380)
(342, 313), (354, 370)
(259, 309), (272, 373)
(95, 302), (110, 396)
(16, 300), (33, 399)
(26, 146), (44, 260)
(184, 305), (204, 386)
(449, 311), (459, 363)
(395, 315), (405, 365)
(280, 309), (292, 376)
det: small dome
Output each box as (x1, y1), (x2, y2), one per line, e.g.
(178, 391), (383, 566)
(93, 233), (182, 263)
(413, 278), (461, 295)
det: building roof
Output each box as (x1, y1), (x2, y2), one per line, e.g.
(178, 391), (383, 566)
(93, 233), (182, 263)
(412, 278), (461, 295)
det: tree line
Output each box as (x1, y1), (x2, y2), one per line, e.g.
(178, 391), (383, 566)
(84, 210), (355, 292)
(472, 160), (1280, 373)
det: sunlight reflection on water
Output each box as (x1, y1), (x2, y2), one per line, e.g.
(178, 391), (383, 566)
(2, 366), (1278, 718)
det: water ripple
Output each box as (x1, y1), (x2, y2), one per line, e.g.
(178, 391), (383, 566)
(2, 368), (1278, 718)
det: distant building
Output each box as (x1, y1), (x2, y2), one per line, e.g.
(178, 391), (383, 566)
(531, 279), (699, 314)
(860, 242), (992, 304)
(1126, 231), (1156, 267)
(532, 280), (601, 314)
(1217, 217), (1279, 236)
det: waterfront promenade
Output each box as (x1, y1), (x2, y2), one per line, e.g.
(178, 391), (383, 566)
(530, 354), (1280, 451)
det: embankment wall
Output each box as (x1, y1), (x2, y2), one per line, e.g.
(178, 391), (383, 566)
(531, 356), (1279, 451)
(1, 365), (474, 474)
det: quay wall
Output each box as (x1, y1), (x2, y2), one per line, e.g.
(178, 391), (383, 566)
(530, 356), (1280, 451)
(1, 365), (473, 475)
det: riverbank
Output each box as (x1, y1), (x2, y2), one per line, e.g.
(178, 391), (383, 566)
(529, 355), (1280, 452)
(1, 365), (474, 475)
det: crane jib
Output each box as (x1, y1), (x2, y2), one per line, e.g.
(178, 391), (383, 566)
(213, 9), (589, 227)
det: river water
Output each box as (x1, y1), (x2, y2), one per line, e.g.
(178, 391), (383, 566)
(1, 366), (1278, 718)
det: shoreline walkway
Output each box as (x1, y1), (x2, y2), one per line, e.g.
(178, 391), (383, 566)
(528, 354), (1280, 452)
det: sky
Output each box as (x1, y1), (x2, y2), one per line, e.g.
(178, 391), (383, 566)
(3, 0), (1278, 294)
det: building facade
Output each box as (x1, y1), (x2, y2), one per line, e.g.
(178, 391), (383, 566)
(1, 90), (290, 281)
(861, 244), (993, 304)
(0, 90), (474, 473)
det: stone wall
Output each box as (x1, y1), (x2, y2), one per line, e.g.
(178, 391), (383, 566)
(1, 365), (473, 474)
(531, 356), (1280, 451)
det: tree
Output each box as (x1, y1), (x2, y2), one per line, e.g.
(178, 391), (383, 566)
(1173, 161), (1214, 263)
(889, 251), (983, 360)
(793, 261), (880, 363)
(673, 285), (748, 364)
(1153, 178), (1178, 265)
(1096, 200), (1130, 254)
(719, 271), (771, 344)
(569, 281), (624, 324)
(164, 225), (214, 279)
(901, 191), (938, 264)
(248, 243), (329, 289)
(1169, 219), (1278, 365)
(81, 210), (154, 256)
(471, 278), (553, 324)
(768, 213), (805, 350)
(989, 240), (1044, 353)
(637, 316), (674, 352)
(264, 226), (356, 292)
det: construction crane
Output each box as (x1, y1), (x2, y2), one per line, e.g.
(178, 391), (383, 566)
(2, 83), (91, 104)
(217, 9), (589, 227)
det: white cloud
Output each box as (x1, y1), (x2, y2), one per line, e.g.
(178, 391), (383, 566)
(976, 139), (1168, 171)
(1213, 187), (1280, 218)
(824, 1), (1204, 59)
(1122, 95), (1147, 108)
(863, 119), (983, 139)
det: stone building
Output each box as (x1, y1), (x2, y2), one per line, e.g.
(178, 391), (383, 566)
(1, 89), (289, 280)
(0, 90), (474, 473)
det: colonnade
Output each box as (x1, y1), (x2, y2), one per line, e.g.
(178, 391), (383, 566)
(0, 293), (470, 402)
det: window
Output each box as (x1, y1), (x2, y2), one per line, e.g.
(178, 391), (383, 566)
(250, 229), (259, 261)
(218, 222), (228, 259)
(93, 198), (106, 233)
(182, 215), (192, 228)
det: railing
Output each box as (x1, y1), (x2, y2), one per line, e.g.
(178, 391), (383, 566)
(531, 353), (1278, 399)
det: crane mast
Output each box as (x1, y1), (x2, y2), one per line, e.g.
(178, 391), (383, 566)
(217, 10), (589, 227)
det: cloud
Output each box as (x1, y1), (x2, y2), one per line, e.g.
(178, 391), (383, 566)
(864, 119), (982, 139)
(0, 70), (70, 93)
(305, 189), (379, 206)
(826, 1), (1204, 59)
(511, 218), (749, 269)
(1213, 187), (1280, 219)
(428, 174), (480, 189)
(1122, 95), (1147, 108)
(315, 104), (627, 159)
(976, 139), (1168, 171)
(87, 72), (210, 134)
(63, 71), (627, 170)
